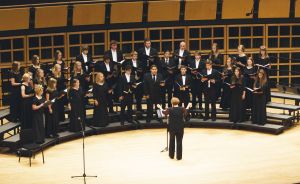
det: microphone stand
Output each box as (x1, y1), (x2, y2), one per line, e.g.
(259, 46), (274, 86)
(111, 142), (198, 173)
(71, 117), (97, 184)
(160, 117), (169, 153)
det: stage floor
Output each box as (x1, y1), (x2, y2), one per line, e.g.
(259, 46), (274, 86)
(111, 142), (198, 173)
(1, 127), (300, 184)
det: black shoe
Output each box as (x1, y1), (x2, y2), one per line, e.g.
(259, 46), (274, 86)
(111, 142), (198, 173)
(212, 118), (216, 121)
(169, 156), (174, 159)
(121, 122), (124, 126)
(203, 118), (209, 121)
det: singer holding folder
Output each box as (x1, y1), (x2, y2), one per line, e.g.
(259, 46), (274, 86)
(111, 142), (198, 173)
(158, 97), (191, 160)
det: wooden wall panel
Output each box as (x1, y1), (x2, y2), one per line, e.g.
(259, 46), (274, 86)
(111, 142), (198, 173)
(73, 4), (105, 25)
(295, 0), (300, 18)
(185, 0), (217, 20)
(0, 8), (29, 31)
(111, 2), (143, 23)
(35, 6), (68, 28)
(222, 0), (253, 19)
(259, 0), (290, 18)
(148, 1), (180, 22)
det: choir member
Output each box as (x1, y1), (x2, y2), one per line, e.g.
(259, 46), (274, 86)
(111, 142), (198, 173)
(159, 50), (176, 108)
(104, 40), (124, 63)
(20, 73), (34, 129)
(49, 64), (67, 121)
(209, 43), (223, 72)
(175, 66), (191, 107)
(235, 45), (248, 68)
(243, 57), (256, 110)
(144, 65), (164, 123)
(138, 38), (159, 72)
(45, 78), (64, 138)
(9, 61), (22, 122)
(53, 50), (66, 73)
(33, 68), (47, 90)
(189, 51), (205, 110)
(251, 69), (268, 125)
(229, 67), (246, 125)
(71, 61), (90, 94)
(28, 55), (41, 79)
(125, 51), (144, 112)
(68, 79), (85, 132)
(92, 73), (109, 127)
(220, 57), (234, 110)
(95, 56), (116, 113)
(173, 41), (191, 71)
(201, 60), (220, 121)
(256, 45), (271, 102)
(118, 65), (136, 125)
(32, 84), (47, 144)
(75, 45), (94, 74)
(160, 97), (189, 160)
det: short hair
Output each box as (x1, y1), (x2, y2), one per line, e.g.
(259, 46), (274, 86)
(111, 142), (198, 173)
(164, 50), (170, 54)
(131, 51), (138, 56)
(103, 55), (111, 61)
(144, 38), (151, 43)
(194, 51), (202, 56)
(34, 84), (43, 95)
(22, 73), (30, 81)
(125, 65), (132, 71)
(180, 65), (187, 69)
(205, 59), (212, 65)
(150, 65), (157, 69)
(71, 78), (79, 87)
(171, 97), (180, 106)
(11, 61), (20, 73)
(110, 40), (118, 46)
(95, 72), (104, 84)
(81, 45), (89, 51)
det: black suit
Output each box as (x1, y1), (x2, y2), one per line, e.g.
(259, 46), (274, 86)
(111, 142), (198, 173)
(174, 74), (191, 107)
(201, 69), (220, 120)
(118, 74), (136, 124)
(158, 58), (176, 108)
(173, 49), (191, 72)
(75, 53), (94, 74)
(124, 59), (144, 111)
(95, 61), (116, 112)
(138, 47), (159, 72)
(189, 59), (205, 109)
(104, 49), (123, 63)
(144, 73), (163, 123)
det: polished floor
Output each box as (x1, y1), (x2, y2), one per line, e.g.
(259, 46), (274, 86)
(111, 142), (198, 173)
(1, 125), (300, 184)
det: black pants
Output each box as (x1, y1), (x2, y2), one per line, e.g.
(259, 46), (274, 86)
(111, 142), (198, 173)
(146, 99), (160, 123)
(161, 82), (173, 109)
(134, 84), (143, 111)
(120, 94), (133, 123)
(178, 91), (190, 108)
(204, 91), (216, 119)
(169, 131), (184, 160)
(192, 80), (203, 109)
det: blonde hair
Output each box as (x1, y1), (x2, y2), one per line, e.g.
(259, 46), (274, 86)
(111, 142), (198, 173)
(131, 51), (138, 57)
(47, 78), (57, 92)
(171, 97), (180, 106)
(34, 84), (43, 95)
(52, 64), (62, 77)
(22, 73), (30, 82)
(73, 61), (83, 76)
(95, 72), (104, 84)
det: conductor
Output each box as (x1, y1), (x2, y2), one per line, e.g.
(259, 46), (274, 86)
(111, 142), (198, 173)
(158, 97), (191, 160)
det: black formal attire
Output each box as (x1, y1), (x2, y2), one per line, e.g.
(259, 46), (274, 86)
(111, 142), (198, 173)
(93, 82), (109, 127)
(28, 65), (40, 79)
(68, 88), (85, 132)
(229, 77), (245, 123)
(256, 57), (271, 102)
(9, 71), (22, 121)
(137, 47), (159, 72)
(163, 107), (188, 160)
(158, 58), (176, 108)
(75, 53), (94, 74)
(144, 73), (163, 123)
(251, 82), (268, 125)
(209, 53), (223, 72)
(174, 74), (191, 108)
(45, 89), (59, 137)
(235, 55), (248, 69)
(118, 74), (136, 125)
(202, 69), (220, 120)
(189, 59), (205, 109)
(104, 49), (123, 63)
(32, 96), (46, 144)
(243, 67), (256, 110)
(20, 84), (34, 129)
(220, 68), (234, 110)
(124, 59), (144, 111)
(173, 49), (191, 73)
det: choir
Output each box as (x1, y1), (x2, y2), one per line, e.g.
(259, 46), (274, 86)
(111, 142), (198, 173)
(9, 39), (271, 144)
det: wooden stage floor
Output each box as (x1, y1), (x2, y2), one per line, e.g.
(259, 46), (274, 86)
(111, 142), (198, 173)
(1, 126), (300, 184)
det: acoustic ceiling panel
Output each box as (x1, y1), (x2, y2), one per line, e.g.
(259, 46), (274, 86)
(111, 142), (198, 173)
(148, 1), (180, 22)
(111, 2), (143, 23)
(35, 6), (68, 28)
(222, 0), (253, 19)
(259, 0), (290, 18)
(73, 3), (105, 25)
(185, 0), (217, 20)
(0, 8), (29, 31)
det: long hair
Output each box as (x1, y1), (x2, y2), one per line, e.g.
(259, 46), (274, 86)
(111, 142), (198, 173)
(52, 64), (62, 78)
(231, 67), (243, 85)
(35, 68), (46, 86)
(95, 72), (105, 84)
(46, 78), (57, 92)
(209, 43), (219, 59)
(259, 45), (269, 58)
(55, 50), (63, 61)
(254, 69), (267, 88)
(32, 55), (40, 66)
(11, 61), (20, 74)
(72, 61), (83, 76)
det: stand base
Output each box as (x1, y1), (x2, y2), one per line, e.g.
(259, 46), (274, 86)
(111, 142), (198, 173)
(160, 147), (168, 152)
(71, 173), (97, 184)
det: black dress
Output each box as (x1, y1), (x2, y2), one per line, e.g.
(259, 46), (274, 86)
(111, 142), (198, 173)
(45, 89), (59, 137)
(243, 67), (256, 109)
(9, 71), (22, 121)
(32, 96), (46, 144)
(28, 65), (39, 79)
(256, 57), (271, 102)
(236, 55), (248, 69)
(93, 83), (109, 127)
(251, 82), (267, 125)
(68, 88), (85, 132)
(229, 77), (245, 123)
(20, 84), (34, 129)
(220, 68), (233, 110)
